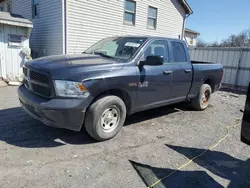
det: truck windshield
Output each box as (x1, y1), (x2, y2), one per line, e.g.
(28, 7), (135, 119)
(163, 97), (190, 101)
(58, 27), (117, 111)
(84, 37), (148, 61)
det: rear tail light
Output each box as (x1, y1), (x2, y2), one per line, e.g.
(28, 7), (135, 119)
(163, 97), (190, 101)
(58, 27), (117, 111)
(221, 69), (224, 80)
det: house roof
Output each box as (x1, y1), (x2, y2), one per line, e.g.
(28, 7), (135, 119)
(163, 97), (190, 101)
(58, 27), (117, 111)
(179, 0), (193, 14)
(185, 28), (200, 35)
(0, 11), (33, 28)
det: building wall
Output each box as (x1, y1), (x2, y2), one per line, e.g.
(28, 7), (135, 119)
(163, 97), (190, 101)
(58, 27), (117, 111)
(8, 0), (186, 57)
(67, 0), (186, 54)
(11, 0), (32, 20)
(11, 0), (64, 58)
(0, 24), (30, 81)
(185, 32), (197, 46)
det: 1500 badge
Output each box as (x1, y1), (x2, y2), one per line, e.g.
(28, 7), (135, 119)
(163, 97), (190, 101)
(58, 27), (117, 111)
(138, 81), (148, 88)
(129, 82), (148, 88)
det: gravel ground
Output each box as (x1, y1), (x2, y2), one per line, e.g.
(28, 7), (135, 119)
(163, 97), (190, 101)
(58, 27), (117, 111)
(0, 86), (249, 188)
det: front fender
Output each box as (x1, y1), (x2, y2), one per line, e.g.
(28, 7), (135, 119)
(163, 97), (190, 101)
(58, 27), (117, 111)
(83, 66), (139, 114)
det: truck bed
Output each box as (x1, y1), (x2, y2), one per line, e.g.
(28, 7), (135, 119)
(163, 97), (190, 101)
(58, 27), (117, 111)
(191, 61), (215, 64)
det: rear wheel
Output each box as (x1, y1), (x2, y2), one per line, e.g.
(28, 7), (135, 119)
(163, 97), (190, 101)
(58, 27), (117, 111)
(191, 84), (212, 110)
(85, 95), (126, 141)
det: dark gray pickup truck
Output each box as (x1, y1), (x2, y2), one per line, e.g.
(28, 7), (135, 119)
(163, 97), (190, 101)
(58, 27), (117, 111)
(18, 36), (223, 141)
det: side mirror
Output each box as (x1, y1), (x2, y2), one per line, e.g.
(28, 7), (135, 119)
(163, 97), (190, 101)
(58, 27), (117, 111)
(140, 56), (164, 66)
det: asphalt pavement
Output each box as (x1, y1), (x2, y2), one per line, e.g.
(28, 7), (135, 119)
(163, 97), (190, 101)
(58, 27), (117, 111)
(0, 86), (249, 188)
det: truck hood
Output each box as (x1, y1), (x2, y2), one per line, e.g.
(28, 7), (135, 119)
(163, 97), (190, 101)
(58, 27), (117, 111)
(26, 54), (124, 80)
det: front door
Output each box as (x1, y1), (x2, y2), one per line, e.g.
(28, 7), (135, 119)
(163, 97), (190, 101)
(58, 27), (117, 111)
(136, 40), (173, 110)
(168, 41), (193, 101)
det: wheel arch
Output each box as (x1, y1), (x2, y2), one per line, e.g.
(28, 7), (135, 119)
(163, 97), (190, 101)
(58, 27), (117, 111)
(90, 88), (133, 115)
(204, 78), (216, 92)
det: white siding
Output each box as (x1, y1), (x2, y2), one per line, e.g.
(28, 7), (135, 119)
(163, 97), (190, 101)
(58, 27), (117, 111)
(12, 0), (64, 58)
(67, 0), (185, 54)
(185, 32), (197, 46)
(0, 24), (30, 81)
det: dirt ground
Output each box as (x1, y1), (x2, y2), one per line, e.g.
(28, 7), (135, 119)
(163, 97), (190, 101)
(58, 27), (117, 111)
(0, 86), (250, 188)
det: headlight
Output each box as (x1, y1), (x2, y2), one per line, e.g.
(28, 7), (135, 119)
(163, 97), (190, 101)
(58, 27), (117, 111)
(54, 80), (90, 98)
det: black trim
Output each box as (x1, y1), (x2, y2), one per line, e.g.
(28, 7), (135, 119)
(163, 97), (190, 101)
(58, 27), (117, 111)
(179, 0), (193, 14)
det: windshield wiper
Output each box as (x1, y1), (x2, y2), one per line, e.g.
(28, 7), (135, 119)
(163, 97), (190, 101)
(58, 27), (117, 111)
(93, 52), (115, 59)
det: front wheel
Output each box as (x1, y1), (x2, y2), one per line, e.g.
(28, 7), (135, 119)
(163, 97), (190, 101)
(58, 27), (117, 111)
(191, 84), (212, 111)
(85, 95), (126, 141)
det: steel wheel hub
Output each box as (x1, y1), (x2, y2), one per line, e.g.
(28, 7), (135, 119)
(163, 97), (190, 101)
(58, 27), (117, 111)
(201, 89), (210, 105)
(101, 107), (120, 133)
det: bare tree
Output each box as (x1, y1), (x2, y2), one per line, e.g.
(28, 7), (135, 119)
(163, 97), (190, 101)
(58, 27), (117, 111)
(196, 38), (207, 47)
(210, 41), (220, 47)
(199, 28), (250, 47)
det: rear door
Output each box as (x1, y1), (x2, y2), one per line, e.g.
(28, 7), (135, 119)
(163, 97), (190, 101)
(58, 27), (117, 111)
(168, 41), (193, 101)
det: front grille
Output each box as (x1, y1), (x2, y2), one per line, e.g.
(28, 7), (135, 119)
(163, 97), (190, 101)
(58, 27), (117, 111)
(32, 83), (52, 97)
(23, 79), (29, 89)
(23, 67), (28, 76)
(30, 71), (49, 84)
(23, 68), (52, 98)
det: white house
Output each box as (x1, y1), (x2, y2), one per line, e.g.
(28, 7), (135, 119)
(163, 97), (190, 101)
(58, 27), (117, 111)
(185, 28), (200, 46)
(2, 0), (192, 59)
(0, 0), (32, 82)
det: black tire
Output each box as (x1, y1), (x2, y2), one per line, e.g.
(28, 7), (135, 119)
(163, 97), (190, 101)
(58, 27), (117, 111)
(85, 95), (126, 141)
(191, 84), (212, 111)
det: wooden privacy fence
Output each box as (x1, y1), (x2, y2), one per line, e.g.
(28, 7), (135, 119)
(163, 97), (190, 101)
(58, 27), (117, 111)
(189, 47), (250, 91)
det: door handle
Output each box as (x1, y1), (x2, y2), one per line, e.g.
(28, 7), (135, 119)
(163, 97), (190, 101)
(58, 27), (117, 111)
(184, 69), (192, 73)
(163, 70), (172, 75)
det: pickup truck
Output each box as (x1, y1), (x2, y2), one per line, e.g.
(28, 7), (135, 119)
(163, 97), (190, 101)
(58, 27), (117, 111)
(18, 36), (223, 141)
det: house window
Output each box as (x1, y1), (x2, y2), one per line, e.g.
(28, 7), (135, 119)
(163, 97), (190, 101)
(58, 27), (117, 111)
(0, 0), (11, 12)
(190, 37), (194, 45)
(8, 34), (23, 47)
(7, 1), (11, 12)
(148, 6), (157, 29)
(32, 0), (39, 18)
(124, 0), (136, 25)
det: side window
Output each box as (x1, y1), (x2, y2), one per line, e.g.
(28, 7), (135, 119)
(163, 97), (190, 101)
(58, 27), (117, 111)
(144, 40), (168, 63)
(32, 0), (39, 18)
(171, 42), (187, 63)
